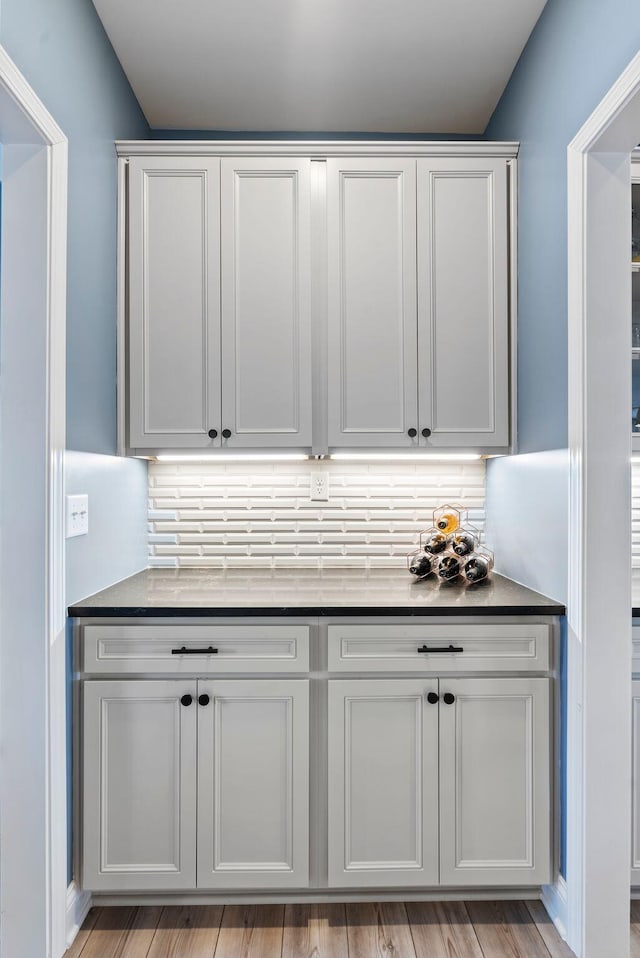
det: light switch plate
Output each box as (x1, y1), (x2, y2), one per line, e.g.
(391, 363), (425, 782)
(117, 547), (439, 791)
(66, 494), (89, 538)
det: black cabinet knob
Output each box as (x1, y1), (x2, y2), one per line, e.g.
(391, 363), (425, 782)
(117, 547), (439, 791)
(222, 428), (232, 439)
(198, 693), (210, 707)
(427, 691), (439, 705)
(208, 429), (218, 439)
(443, 692), (455, 705)
(180, 694), (193, 707)
(422, 428), (432, 438)
(407, 427), (417, 438)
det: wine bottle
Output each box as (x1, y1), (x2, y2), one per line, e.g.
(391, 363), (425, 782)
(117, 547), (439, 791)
(463, 554), (490, 582)
(435, 511), (459, 535)
(423, 531), (448, 555)
(437, 555), (461, 580)
(408, 552), (433, 577)
(451, 532), (475, 556)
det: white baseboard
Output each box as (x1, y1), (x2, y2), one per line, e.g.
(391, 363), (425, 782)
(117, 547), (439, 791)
(66, 881), (92, 948)
(541, 876), (568, 942)
(93, 886), (544, 908)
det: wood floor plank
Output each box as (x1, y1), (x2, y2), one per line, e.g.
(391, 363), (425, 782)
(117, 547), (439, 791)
(77, 906), (163, 958)
(631, 901), (640, 958)
(146, 905), (223, 958)
(282, 903), (349, 958)
(346, 902), (417, 958)
(525, 901), (575, 958)
(466, 900), (552, 958)
(406, 900), (484, 958)
(64, 907), (101, 958)
(214, 904), (284, 958)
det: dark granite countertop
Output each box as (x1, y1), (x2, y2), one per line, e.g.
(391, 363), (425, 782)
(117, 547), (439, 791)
(68, 567), (565, 618)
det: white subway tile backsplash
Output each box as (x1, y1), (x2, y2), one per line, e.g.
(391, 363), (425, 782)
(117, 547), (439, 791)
(147, 460), (486, 568)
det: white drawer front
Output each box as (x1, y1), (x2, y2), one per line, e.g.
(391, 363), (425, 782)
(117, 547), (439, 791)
(327, 623), (549, 673)
(83, 625), (309, 674)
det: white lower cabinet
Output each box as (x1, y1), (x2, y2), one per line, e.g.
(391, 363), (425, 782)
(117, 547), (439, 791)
(196, 680), (309, 888)
(83, 680), (198, 891)
(327, 679), (439, 887)
(328, 677), (550, 888)
(80, 619), (553, 894)
(82, 678), (309, 891)
(632, 679), (640, 883)
(438, 677), (550, 886)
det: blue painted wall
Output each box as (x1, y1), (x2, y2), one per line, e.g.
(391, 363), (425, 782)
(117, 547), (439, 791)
(486, 0), (640, 453)
(0, 0), (150, 454)
(484, 0), (640, 877)
(0, 0), (152, 885)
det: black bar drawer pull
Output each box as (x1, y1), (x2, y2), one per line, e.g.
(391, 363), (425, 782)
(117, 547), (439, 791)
(171, 645), (219, 655)
(417, 644), (464, 654)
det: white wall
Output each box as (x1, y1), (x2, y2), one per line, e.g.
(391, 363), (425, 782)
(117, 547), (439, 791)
(485, 450), (569, 603)
(65, 451), (148, 603)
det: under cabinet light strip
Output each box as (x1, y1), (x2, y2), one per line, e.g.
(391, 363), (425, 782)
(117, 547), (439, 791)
(329, 453), (482, 462)
(154, 453), (310, 462)
(153, 452), (484, 463)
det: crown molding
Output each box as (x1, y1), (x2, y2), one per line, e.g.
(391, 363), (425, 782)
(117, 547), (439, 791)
(115, 139), (519, 158)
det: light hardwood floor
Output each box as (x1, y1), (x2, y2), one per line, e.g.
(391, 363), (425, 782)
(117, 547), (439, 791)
(64, 900), (579, 958)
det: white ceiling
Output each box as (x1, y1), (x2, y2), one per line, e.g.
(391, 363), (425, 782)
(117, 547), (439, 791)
(92, 0), (548, 133)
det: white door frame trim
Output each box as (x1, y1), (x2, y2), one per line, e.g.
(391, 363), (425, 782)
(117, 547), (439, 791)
(566, 49), (640, 958)
(0, 45), (69, 957)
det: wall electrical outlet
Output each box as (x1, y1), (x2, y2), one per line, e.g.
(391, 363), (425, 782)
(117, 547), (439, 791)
(66, 494), (89, 538)
(310, 471), (330, 501)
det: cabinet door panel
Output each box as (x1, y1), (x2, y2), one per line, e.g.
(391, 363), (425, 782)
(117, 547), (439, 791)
(632, 680), (640, 883)
(417, 158), (509, 447)
(327, 160), (418, 447)
(197, 680), (309, 888)
(439, 677), (550, 885)
(328, 679), (439, 887)
(221, 158), (312, 447)
(82, 680), (197, 890)
(128, 156), (221, 448)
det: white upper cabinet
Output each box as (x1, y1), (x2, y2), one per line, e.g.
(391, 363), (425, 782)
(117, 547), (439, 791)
(221, 159), (312, 447)
(127, 155), (312, 451)
(128, 156), (221, 449)
(326, 159), (418, 447)
(121, 144), (515, 454)
(326, 156), (510, 450)
(417, 158), (509, 447)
